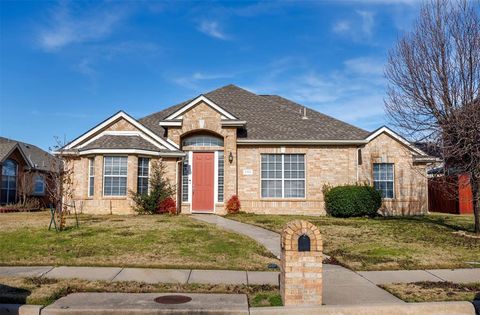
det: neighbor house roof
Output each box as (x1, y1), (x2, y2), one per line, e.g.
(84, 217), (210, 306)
(139, 84), (370, 141)
(0, 136), (58, 172)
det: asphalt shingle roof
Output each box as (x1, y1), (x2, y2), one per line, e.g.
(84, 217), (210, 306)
(80, 135), (171, 152)
(139, 84), (369, 141)
(0, 136), (58, 172)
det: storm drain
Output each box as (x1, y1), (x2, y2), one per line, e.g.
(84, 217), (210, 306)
(154, 295), (192, 304)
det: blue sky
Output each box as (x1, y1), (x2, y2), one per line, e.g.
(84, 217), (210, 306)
(0, 0), (421, 151)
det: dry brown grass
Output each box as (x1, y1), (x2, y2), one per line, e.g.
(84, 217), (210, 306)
(0, 212), (277, 270)
(0, 276), (280, 307)
(381, 281), (480, 302)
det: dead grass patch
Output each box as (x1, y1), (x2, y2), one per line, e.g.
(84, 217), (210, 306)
(0, 276), (280, 307)
(381, 281), (480, 302)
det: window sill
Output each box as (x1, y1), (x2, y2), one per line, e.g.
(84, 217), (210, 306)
(260, 198), (307, 202)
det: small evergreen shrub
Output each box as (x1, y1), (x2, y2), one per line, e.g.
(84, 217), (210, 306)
(130, 160), (175, 214)
(324, 184), (382, 218)
(157, 197), (177, 215)
(226, 195), (241, 214)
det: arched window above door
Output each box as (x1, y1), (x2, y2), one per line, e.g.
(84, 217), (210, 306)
(182, 134), (224, 147)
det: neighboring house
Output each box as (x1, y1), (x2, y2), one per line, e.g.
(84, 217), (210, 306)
(0, 136), (58, 207)
(58, 84), (435, 215)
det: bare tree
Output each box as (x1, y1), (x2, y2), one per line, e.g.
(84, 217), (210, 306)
(47, 137), (75, 231)
(385, 0), (480, 233)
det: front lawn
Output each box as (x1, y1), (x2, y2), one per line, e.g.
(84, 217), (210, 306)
(0, 212), (277, 270)
(0, 276), (281, 307)
(226, 213), (480, 271)
(381, 281), (480, 303)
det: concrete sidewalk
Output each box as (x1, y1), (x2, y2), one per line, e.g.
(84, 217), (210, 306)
(192, 214), (281, 258)
(0, 265), (403, 305)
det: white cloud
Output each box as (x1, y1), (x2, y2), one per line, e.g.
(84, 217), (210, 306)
(332, 10), (376, 41)
(38, 2), (127, 51)
(357, 10), (375, 36)
(198, 20), (229, 40)
(173, 71), (235, 89)
(332, 21), (351, 33)
(344, 57), (385, 76)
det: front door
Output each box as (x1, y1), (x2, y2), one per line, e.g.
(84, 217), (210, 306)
(192, 152), (214, 212)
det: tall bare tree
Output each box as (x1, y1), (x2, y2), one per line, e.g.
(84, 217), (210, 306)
(385, 0), (480, 233)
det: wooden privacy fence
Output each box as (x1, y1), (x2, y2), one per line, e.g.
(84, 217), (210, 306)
(428, 173), (473, 214)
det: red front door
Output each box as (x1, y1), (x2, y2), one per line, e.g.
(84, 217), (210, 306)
(192, 152), (215, 212)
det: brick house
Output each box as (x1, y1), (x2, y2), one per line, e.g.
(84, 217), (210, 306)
(0, 137), (58, 207)
(58, 85), (434, 215)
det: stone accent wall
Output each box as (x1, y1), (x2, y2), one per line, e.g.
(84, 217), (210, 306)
(237, 145), (358, 215)
(358, 133), (428, 215)
(68, 155), (178, 215)
(166, 101), (237, 215)
(280, 220), (323, 306)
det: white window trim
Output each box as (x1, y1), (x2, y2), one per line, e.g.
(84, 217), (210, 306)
(214, 151), (219, 203)
(103, 156), (128, 197)
(373, 163), (395, 199)
(88, 158), (94, 197)
(260, 153), (306, 199)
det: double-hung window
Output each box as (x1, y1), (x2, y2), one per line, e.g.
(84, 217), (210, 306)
(34, 175), (45, 195)
(261, 154), (305, 198)
(373, 163), (394, 198)
(88, 158), (94, 197)
(137, 157), (149, 195)
(103, 156), (127, 196)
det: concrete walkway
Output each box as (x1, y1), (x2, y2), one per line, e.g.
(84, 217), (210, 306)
(192, 214), (281, 258)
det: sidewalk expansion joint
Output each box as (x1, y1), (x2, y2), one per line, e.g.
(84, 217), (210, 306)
(186, 269), (193, 284)
(424, 269), (447, 282)
(110, 268), (124, 282)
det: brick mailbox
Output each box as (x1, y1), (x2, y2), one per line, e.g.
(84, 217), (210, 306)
(280, 220), (323, 306)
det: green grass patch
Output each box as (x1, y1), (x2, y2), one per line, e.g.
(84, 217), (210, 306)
(226, 212), (480, 271)
(0, 212), (277, 270)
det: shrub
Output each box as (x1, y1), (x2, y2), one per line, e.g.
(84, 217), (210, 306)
(130, 160), (175, 214)
(324, 184), (382, 218)
(157, 197), (177, 215)
(226, 195), (241, 214)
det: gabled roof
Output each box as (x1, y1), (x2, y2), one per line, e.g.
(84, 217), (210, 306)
(0, 136), (57, 171)
(62, 111), (181, 153)
(366, 126), (427, 156)
(140, 84), (370, 142)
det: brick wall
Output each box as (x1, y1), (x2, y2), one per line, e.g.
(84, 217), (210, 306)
(280, 220), (323, 306)
(358, 133), (428, 215)
(68, 155), (178, 215)
(237, 145), (358, 215)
